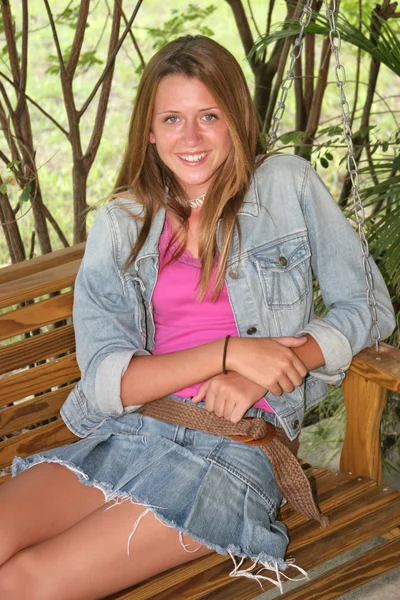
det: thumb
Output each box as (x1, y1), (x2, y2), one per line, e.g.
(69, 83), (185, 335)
(274, 336), (308, 348)
(191, 380), (209, 403)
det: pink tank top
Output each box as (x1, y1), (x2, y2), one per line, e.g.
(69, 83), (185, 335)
(152, 215), (273, 413)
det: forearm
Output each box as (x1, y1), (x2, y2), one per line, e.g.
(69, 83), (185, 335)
(120, 338), (226, 407)
(291, 334), (325, 371)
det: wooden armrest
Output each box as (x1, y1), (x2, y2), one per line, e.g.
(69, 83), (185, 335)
(341, 343), (400, 484)
(348, 343), (400, 392)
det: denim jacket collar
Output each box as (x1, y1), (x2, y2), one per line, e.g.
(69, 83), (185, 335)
(132, 174), (259, 268)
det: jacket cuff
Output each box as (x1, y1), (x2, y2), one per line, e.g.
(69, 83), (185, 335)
(94, 349), (149, 415)
(297, 320), (353, 385)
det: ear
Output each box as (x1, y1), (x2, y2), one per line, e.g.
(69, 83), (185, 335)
(149, 131), (156, 144)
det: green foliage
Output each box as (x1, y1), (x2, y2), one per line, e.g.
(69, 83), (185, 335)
(54, 4), (83, 29)
(19, 184), (31, 204)
(145, 4), (216, 51)
(46, 46), (103, 75)
(251, 9), (400, 76)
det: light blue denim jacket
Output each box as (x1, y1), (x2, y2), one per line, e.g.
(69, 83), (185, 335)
(60, 154), (395, 441)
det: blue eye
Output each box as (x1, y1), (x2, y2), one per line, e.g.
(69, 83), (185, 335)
(165, 116), (179, 123)
(203, 114), (217, 121)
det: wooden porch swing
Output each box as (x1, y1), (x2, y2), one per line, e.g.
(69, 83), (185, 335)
(1, 2), (399, 598)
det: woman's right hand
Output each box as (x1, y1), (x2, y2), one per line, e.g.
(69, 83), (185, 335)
(226, 336), (309, 396)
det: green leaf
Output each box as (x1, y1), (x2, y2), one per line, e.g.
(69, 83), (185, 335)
(393, 156), (400, 170)
(371, 142), (380, 156)
(0, 183), (7, 194)
(325, 152), (333, 161)
(19, 186), (31, 204)
(382, 141), (389, 152)
(7, 159), (22, 170)
(320, 157), (329, 168)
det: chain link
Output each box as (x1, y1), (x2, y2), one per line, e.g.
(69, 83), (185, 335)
(266, 0), (381, 351)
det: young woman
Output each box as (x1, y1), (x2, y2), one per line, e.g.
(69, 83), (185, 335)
(0, 36), (395, 599)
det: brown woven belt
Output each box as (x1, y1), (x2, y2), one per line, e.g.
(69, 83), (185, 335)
(136, 397), (328, 527)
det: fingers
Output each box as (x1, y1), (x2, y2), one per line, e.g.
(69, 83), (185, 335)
(274, 336), (308, 347)
(191, 381), (209, 403)
(268, 382), (283, 396)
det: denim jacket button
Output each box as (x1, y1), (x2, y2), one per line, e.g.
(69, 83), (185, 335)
(279, 256), (288, 266)
(247, 327), (257, 335)
(292, 419), (300, 429)
(229, 269), (239, 279)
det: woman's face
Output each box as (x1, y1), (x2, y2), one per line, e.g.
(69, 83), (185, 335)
(149, 75), (233, 200)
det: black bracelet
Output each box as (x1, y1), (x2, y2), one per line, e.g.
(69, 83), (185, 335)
(222, 335), (231, 374)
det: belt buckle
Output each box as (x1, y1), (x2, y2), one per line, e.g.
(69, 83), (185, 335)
(229, 418), (275, 446)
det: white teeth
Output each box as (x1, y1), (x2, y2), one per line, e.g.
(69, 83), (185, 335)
(178, 152), (207, 163)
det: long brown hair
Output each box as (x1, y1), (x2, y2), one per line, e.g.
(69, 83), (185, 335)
(113, 35), (264, 300)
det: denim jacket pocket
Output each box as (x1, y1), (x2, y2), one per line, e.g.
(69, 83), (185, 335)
(253, 234), (311, 309)
(123, 274), (147, 347)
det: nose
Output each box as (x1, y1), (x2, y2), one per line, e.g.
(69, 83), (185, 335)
(183, 119), (203, 146)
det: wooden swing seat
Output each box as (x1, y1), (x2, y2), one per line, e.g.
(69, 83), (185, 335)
(1, 243), (399, 599)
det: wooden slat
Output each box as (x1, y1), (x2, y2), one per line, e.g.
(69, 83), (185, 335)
(0, 260), (80, 309)
(279, 536), (400, 600)
(279, 474), (377, 530)
(0, 353), (80, 407)
(107, 490), (400, 600)
(341, 371), (388, 484)
(0, 291), (74, 341)
(0, 384), (74, 438)
(196, 495), (400, 600)
(348, 343), (400, 393)
(0, 243), (85, 284)
(0, 419), (78, 469)
(0, 323), (76, 374)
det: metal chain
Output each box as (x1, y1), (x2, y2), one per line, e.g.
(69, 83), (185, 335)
(266, 0), (381, 350)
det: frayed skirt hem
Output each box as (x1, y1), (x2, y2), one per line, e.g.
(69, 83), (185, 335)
(12, 454), (309, 593)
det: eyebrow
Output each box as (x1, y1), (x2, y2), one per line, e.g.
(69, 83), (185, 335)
(156, 106), (220, 115)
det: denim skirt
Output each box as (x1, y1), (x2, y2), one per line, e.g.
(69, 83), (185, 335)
(11, 395), (306, 592)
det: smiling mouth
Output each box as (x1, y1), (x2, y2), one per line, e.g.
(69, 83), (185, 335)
(177, 151), (210, 163)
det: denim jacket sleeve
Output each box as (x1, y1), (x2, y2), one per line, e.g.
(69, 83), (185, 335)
(73, 204), (148, 417)
(297, 161), (396, 384)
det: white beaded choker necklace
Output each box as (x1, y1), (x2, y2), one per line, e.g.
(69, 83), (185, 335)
(189, 193), (206, 209)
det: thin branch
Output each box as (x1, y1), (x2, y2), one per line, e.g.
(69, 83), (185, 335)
(40, 202), (70, 247)
(350, 0), (362, 130)
(1, 0), (21, 87)
(66, 0), (90, 77)
(263, 0), (276, 62)
(0, 71), (69, 136)
(0, 94), (21, 165)
(116, 0), (146, 69)
(43, 0), (67, 77)
(28, 230), (35, 259)
(246, 0), (262, 39)
(80, 0), (144, 117)
(0, 149), (12, 166)
(105, 0), (135, 69)
(85, 0), (123, 162)
(0, 79), (14, 117)
(225, 0), (256, 71)
(19, 0), (28, 95)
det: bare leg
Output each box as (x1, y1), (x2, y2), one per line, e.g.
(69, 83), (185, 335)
(0, 462), (105, 566)
(0, 495), (214, 600)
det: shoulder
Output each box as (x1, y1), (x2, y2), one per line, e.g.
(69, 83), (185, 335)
(254, 152), (311, 182)
(91, 196), (145, 243)
(84, 197), (147, 272)
(250, 153), (311, 212)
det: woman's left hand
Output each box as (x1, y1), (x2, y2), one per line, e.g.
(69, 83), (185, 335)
(191, 371), (267, 423)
